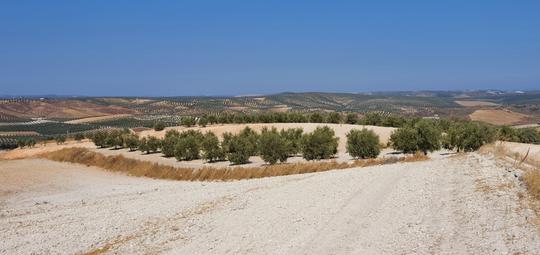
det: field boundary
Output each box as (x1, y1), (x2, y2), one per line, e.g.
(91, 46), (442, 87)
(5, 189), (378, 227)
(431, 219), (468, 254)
(39, 147), (427, 181)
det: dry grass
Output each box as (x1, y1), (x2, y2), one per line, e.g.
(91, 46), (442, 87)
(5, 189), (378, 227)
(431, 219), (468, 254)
(481, 143), (540, 203)
(39, 148), (428, 182)
(469, 109), (527, 125)
(524, 170), (540, 201)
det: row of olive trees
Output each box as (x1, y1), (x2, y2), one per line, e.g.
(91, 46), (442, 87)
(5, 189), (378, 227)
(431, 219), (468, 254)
(90, 126), (383, 165)
(389, 119), (500, 154)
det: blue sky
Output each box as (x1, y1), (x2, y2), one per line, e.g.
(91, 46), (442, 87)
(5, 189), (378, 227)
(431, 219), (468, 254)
(1, 1), (539, 96)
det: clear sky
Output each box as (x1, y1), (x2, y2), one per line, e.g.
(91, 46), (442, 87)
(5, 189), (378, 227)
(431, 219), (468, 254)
(1, 1), (539, 96)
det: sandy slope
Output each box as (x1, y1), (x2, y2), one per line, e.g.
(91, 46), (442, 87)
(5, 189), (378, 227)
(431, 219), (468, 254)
(1, 153), (539, 254)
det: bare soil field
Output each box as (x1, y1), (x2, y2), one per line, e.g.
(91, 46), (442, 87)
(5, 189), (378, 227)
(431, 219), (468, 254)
(64, 114), (133, 124)
(140, 123), (396, 153)
(0, 100), (135, 119)
(454, 100), (500, 107)
(1, 153), (539, 254)
(469, 109), (528, 125)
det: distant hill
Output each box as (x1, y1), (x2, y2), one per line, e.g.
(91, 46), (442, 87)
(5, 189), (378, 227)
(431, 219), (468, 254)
(1, 90), (539, 125)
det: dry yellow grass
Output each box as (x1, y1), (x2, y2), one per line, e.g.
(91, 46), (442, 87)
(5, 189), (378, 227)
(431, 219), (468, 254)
(39, 148), (427, 181)
(524, 170), (540, 201)
(454, 100), (499, 107)
(480, 143), (540, 203)
(469, 109), (528, 125)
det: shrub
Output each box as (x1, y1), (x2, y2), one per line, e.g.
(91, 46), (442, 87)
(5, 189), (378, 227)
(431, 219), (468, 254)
(74, 133), (85, 142)
(104, 129), (124, 149)
(280, 128), (303, 155)
(138, 137), (149, 153)
(201, 132), (224, 162)
(361, 112), (383, 126)
(326, 112), (342, 124)
(381, 115), (406, 128)
(516, 128), (540, 144)
(346, 128), (381, 159)
(346, 113), (359, 124)
(198, 116), (209, 127)
(180, 116), (197, 127)
(309, 113), (324, 123)
(238, 127), (259, 156)
(123, 133), (139, 151)
(174, 135), (200, 161)
(414, 119), (442, 154)
(390, 120), (442, 155)
(390, 127), (420, 154)
(223, 133), (252, 164)
(258, 127), (289, 164)
(146, 136), (161, 153)
(91, 131), (108, 148)
(153, 121), (166, 131)
(301, 126), (339, 160)
(55, 135), (66, 145)
(161, 130), (180, 157)
(17, 139), (27, 148)
(446, 122), (496, 152)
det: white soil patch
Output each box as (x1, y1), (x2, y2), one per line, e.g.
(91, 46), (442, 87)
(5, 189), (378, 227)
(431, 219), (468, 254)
(1, 154), (539, 254)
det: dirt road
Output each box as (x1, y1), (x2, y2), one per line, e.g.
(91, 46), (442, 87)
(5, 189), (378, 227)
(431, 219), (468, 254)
(1, 153), (539, 254)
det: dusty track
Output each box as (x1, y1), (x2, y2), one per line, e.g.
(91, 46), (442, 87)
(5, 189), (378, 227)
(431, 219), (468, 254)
(1, 153), (539, 254)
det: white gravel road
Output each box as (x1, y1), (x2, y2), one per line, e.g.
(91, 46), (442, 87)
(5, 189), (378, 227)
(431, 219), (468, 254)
(1, 152), (539, 254)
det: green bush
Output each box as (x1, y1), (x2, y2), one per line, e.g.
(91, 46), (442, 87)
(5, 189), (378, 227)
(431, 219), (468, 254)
(104, 129), (125, 149)
(516, 128), (540, 144)
(180, 116), (197, 127)
(346, 128), (381, 159)
(309, 113), (324, 123)
(301, 126), (339, 160)
(91, 131), (108, 148)
(280, 128), (303, 155)
(326, 112), (342, 124)
(414, 119), (442, 154)
(497, 126), (519, 142)
(223, 133), (252, 164)
(238, 127), (259, 156)
(138, 137), (149, 153)
(346, 113), (359, 124)
(390, 120), (441, 154)
(174, 135), (200, 161)
(153, 121), (166, 131)
(258, 127), (289, 164)
(138, 136), (160, 154)
(122, 133), (139, 151)
(446, 122), (496, 152)
(161, 130), (180, 157)
(55, 135), (66, 145)
(361, 112), (383, 126)
(198, 116), (209, 127)
(74, 133), (85, 142)
(390, 127), (419, 154)
(201, 132), (224, 162)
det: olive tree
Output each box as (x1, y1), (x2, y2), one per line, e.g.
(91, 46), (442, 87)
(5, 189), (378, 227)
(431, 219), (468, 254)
(258, 127), (288, 164)
(201, 132), (224, 162)
(346, 128), (381, 159)
(222, 133), (252, 165)
(301, 126), (339, 160)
